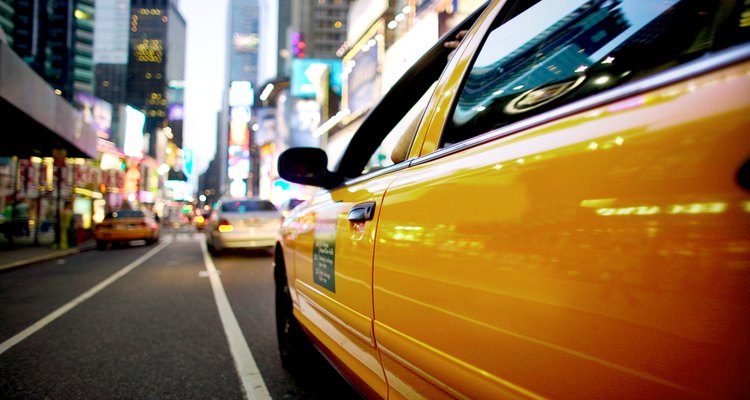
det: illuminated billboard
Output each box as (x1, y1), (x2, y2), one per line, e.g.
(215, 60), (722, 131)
(291, 59), (343, 98)
(227, 82), (254, 197)
(74, 92), (113, 140)
(122, 105), (146, 158)
(229, 81), (254, 107)
(233, 33), (259, 52)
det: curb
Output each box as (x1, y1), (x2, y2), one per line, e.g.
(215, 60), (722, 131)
(0, 248), (79, 271)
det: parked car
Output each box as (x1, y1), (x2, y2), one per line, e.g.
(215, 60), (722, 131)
(93, 209), (160, 250)
(206, 197), (281, 254)
(273, 0), (750, 398)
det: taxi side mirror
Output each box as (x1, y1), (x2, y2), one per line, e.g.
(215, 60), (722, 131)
(278, 147), (342, 189)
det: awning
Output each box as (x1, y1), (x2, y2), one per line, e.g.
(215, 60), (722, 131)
(0, 42), (98, 159)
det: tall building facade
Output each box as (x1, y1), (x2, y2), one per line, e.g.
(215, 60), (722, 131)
(222, 0), (261, 197)
(0, 1), (13, 46)
(93, 0), (131, 148)
(291, 0), (349, 59)
(228, 0), (260, 86)
(126, 0), (185, 154)
(1, 0), (102, 243)
(8, 0), (96, 102)
(275, 0), (291, 78)
(93, 0), (131, 65)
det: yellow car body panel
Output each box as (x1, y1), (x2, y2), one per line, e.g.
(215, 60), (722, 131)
(283, 178), (401, 398)
(372, 60), (750, 398)
(276, 0), (750, 398)
(93, 217), (159, 242)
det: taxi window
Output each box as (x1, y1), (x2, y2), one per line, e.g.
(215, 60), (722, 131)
(441, 0), (749, 147)
(106, 210), (145, 219)
(361, 81), (438, 174)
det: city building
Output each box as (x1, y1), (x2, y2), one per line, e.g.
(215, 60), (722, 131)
(9, 0), (96, 102)
(93, 0), (130, 145)
(126, 0), (188, 207)
(321, 0), (486, 162)
(218, 0), (262, 198)
(260, 0), (350, 203)
(126, 0), (185, 154)
(291, 0), (350, 59)
(1, 0), (100, 247)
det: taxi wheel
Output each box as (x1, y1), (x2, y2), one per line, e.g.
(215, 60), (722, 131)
(274, 249), (314, 370)
(96, 240), (108, 250)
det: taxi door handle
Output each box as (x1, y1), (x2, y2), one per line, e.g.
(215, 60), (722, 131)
(347, 202), (376, 222)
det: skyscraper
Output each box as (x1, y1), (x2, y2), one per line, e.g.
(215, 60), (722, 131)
(291, 0), (349, 59)
(228, 0), (260, 86)
(126, 0), (185, 156)
(93, 0), (131, 147)
(9, 0), (96, 102)
(222, 0), (261, 197)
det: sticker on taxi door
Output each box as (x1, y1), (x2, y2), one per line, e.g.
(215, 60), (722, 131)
(313, 219), (336, 292)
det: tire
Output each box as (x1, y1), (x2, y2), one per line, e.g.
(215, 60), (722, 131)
(96, 240), (107, 250)
(274, 249), (314, 370)
(206, 238), (218, 256)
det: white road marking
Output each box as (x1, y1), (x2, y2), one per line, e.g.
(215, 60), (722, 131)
(0, 240), (171, 356)
(167, 232), (206, 242)
(199, 240), (271, 400)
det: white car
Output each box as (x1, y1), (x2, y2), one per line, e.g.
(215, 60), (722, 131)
(205, 197), (281, 254)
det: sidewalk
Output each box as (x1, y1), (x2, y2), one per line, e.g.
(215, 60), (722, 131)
(0, 230), (96, 271)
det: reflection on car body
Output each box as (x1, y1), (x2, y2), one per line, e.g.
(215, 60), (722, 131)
(273, 0), (750, 398)
(279, 197), (305, 218)
(93, 209), (160, 250)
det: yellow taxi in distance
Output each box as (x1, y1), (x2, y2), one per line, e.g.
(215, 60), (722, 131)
(93, 209), (160, 250)
(193, 213), (209, 231)
(274, 0), (750, 398)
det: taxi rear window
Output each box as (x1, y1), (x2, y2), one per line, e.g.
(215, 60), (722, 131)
(441, 0), (750, 147)
(106, 210), (145, 219)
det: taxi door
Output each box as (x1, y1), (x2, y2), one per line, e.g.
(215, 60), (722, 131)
(281, 30), (457, 394)
(372, 0), (750, 398)
(289, 170), (398, 398)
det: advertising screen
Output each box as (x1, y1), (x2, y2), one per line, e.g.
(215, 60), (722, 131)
(291, 59), (343, 98)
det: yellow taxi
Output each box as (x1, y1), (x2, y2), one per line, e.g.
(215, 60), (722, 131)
(274, 0), (750, 398)
(93, 208), (160, 250)
(193, 212), (209, 231)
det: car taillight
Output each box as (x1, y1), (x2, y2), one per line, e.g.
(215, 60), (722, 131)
(218, 219), (233, 232)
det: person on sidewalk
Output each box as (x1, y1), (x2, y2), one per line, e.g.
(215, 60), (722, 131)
(59, 204), (72, 249)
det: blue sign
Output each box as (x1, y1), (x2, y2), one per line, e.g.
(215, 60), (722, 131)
(291, 59), (343, 98)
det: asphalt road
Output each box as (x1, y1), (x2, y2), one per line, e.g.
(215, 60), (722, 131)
(0, 228), (361, 399)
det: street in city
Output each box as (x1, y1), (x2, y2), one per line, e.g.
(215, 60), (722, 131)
(0, 227), (361, 399)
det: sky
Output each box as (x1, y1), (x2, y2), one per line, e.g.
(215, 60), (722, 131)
(177, 0), (229, 190)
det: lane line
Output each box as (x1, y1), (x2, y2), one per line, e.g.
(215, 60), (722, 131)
(199, 240), (271, 400)
(0, 240), (171, 356)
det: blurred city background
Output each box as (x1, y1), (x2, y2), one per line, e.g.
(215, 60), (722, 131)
(0, 0), (483, 247)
